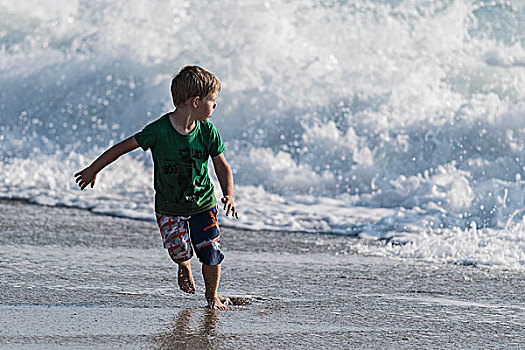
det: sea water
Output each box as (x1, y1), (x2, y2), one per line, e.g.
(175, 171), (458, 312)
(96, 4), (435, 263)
(0, 0), (524, 270)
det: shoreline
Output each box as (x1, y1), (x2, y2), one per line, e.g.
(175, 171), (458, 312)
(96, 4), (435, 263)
(0, 197), (367, 238)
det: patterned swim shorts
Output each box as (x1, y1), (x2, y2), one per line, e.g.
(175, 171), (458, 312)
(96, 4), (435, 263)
(155, 207), (224, 265)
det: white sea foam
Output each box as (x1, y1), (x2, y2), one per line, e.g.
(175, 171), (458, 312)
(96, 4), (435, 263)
(1, 0), (524, 270)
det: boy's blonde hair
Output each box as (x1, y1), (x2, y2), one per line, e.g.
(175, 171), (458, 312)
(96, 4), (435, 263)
(171, 66), (221, 107)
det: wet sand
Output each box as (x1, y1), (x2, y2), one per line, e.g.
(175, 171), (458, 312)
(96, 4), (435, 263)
(0, 199), (524, 349)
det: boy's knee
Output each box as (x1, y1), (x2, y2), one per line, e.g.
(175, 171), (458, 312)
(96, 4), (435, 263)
(169, 250), (191, 264)
(196, 245), (224, 265)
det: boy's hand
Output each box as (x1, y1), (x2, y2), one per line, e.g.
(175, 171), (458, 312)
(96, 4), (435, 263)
(74, 167), (98, 190)
(221, 196), (238, 219)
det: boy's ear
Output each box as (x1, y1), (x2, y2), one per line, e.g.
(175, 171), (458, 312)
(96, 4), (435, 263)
(182, 96), (199, 108)
(191, 96), (200, 108)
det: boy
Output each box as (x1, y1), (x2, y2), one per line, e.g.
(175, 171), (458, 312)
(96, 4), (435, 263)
(75, 66), (238, 310)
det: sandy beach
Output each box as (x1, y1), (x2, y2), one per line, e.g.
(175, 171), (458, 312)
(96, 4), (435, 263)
(0, 199), (524, 349)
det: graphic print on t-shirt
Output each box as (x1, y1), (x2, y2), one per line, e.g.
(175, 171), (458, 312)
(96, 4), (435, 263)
(161, 146), (208, 203)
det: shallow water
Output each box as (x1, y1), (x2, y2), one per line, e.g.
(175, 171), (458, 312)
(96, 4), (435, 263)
(1, 200), (524, 349)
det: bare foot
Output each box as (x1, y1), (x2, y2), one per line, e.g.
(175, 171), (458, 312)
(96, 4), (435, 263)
(207, 296), (229, 310)
(177, 262), (196, 294)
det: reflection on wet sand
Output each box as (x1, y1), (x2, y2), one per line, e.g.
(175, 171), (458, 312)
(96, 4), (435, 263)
(154, 308), (222, 349)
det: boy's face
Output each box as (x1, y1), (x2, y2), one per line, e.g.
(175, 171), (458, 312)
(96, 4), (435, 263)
(195, 91), (218, 121)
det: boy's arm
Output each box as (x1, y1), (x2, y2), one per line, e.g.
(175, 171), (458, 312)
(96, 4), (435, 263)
(212, 153), (238, 218)
(74, 136), (140, 190)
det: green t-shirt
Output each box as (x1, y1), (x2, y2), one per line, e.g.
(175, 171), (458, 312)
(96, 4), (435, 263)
(134, 114), (225, 216)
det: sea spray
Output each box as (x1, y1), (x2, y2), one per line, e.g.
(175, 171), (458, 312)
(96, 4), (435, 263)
(1, 0), (524, 269)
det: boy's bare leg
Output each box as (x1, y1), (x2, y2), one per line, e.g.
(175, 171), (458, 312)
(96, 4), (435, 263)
(202, 264), (229, 310)
(177, 260), (196, 294)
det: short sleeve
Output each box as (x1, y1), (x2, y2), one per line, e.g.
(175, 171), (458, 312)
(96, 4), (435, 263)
(134, 122), (157, 151)
(208, 123), (225, 157)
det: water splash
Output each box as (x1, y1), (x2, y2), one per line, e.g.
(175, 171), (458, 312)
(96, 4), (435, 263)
(1, 0), (524, 269)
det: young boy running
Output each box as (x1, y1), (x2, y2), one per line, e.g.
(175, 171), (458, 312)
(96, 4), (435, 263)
(75, 66), (238, 310)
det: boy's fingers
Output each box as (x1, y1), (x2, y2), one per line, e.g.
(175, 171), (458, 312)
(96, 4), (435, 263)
(220, 197), (238, 218)
(229, 206), (239, 219)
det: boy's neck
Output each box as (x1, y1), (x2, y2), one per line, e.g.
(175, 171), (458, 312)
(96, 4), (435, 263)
(169, 108), (197, 135)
